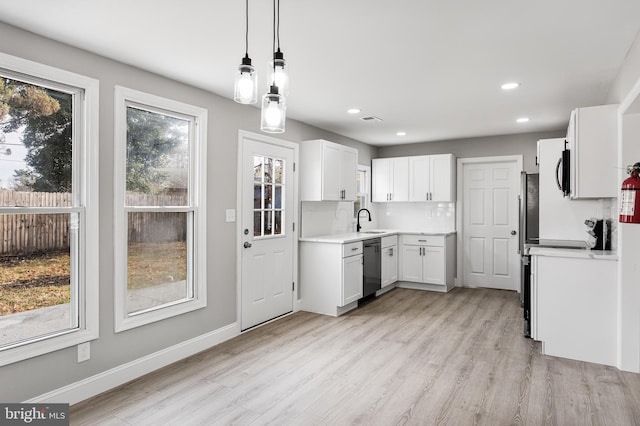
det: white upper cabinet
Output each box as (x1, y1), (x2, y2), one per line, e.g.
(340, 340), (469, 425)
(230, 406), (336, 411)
(372, 157), (409, 202)
(567, 105), (618, 199)
(373, 154), (455, 203)
(409, 154), (455, 202)
(300, 139), (358, 201)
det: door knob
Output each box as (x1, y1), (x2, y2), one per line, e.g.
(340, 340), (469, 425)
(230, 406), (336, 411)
(511, 230), (517, 235)
(244, 242), (252, 248)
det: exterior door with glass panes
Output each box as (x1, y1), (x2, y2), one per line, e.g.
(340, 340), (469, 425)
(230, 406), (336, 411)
(240, 133), (294, 330)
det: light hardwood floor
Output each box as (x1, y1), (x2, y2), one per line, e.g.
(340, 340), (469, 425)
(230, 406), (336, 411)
(71, 288), (640, 425)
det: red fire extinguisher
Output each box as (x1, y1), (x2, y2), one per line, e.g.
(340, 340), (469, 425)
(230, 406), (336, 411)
(620, 162), (640, 224)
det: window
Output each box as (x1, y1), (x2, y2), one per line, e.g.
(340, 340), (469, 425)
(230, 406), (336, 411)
(0, 53), (99, 366)
(354, 165), (371, 218)
(253, 155), (285, 237)
(114, 87), (207, 332)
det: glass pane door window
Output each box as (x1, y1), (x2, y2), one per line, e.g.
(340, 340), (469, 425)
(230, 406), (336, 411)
(253, 155), (285, 238)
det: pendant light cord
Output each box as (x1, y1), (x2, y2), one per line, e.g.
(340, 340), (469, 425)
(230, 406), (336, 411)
(272, 0), (276, 55)
(277, 0), (281, 50)
(271, 0), (277, 84)
(244, 0), (249, 57)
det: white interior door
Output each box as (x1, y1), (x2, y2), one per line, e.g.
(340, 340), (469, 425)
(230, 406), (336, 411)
(240, 132), (296, 330)
(462, 158), (521, 291)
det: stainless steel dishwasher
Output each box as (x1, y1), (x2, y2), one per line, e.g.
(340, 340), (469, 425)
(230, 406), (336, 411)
(362, 238), (381, 298)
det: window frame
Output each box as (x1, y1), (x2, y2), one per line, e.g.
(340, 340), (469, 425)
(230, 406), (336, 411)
(353, 164), (371, 221)
(0, 52), (99, 366)
(113, 86), (207, 332)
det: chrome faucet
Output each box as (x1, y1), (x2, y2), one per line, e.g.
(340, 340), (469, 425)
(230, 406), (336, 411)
(356, 208), (372, 232)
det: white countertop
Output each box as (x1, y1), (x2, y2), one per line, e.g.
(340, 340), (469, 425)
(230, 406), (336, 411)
(299, 230), (456, 244)
(529, 246), (618, 261)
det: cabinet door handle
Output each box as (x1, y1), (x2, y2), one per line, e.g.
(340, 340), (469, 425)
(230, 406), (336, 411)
(418, 239), (427, 242)
(351, 247), (359, 251)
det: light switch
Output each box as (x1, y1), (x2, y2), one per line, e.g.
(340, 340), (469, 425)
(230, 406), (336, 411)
(225, 209), (236, 223)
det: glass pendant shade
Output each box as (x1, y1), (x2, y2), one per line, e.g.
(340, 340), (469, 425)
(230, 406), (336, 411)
(261, 85), (286, 133)
(234, 55), (258, 104)
(268, 49), (288, 96)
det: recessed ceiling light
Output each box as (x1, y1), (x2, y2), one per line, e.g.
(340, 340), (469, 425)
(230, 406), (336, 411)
(396, 131), (407, 136)
(347, 108), (361, 114)
(501, 82), (520, 90)
(517, 117), (530, 123)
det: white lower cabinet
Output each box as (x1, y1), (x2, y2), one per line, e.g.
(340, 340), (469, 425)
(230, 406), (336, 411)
(532, 253), (617, 366)
(342, 252), (364, 305)
(300, 241), (363, 316)
(381, 235), (398, 288)
(399, 234), (455, 292)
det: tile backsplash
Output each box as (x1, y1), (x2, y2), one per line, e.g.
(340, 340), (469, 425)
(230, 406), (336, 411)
(375, 202), (456, 233)
(300, 202), (366, 237)
(299, 201), (455, 238)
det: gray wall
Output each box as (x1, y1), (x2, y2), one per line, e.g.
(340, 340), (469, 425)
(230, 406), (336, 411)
(0, 21), (374, 402)
(606, 32), (640, 105)
(376, 130), (566, 173)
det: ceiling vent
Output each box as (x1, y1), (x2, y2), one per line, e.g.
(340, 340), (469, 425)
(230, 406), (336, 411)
(360, 116), (383, 123)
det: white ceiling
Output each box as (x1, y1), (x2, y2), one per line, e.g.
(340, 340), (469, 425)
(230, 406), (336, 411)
(1, 0), (639, 146)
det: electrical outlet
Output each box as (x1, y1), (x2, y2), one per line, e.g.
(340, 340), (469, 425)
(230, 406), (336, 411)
(77, 342), (91, 363)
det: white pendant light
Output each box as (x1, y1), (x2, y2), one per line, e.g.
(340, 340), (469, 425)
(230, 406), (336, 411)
(234, 0), (257, 104)
(261, 84), (286, 133)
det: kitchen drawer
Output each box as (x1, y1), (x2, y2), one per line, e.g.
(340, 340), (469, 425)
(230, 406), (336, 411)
(342, 241), (363, 257)
(402, 234), (444, 247)
(381, 235), (398, 248)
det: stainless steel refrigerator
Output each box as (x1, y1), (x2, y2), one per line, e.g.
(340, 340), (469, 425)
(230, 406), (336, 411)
(519, 172), (539, 337)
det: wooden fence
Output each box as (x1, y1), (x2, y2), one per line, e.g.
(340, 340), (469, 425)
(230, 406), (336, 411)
(0, 190), (187, 255)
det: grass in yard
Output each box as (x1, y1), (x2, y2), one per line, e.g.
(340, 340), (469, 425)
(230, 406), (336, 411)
(0, 251), (70, 316)
(127, 241), (187, 290)
(0, 242), (187, 315)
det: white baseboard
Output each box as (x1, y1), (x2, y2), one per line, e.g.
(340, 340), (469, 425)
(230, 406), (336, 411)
(26, 322), (241, 405)
(397, 282), (448, 293)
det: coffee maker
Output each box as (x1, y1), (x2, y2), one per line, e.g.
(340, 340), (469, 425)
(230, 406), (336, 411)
(585, 219), (611, 250)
